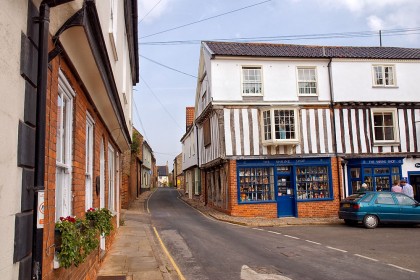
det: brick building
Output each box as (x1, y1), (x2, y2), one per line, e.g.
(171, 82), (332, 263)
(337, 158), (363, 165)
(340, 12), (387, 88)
(1, 1), (139, 279)
(192, 41), (420, 218)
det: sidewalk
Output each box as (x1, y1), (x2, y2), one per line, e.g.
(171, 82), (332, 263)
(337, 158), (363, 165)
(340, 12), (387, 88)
(97, 190), (178, 280)
(178, 191), (342, 227)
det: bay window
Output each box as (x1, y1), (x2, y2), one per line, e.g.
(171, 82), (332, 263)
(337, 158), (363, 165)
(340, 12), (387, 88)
(261, 108), (299, 145)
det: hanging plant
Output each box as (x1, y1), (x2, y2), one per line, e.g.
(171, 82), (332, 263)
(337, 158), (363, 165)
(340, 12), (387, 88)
(85, 208), (114, 236)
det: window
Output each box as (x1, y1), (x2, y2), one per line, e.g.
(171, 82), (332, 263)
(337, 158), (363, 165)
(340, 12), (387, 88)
(375, 193), (395, 205)
(108, 145), (116, 213)
(297, 67), (317, 95)
(297, 166), (330, 200)
(194, 168), (201, 195)
(373, 65), (396, 86)
(261, 108), (299, 145)
(109, 0), (118, 60)
(203, 118), (211, 147)
(85, 112), (94, 210)
(55, 71), (74, 221)
(395, 193), (415, 205)
(238, 167), (275, 202)
(242, 66), (262, 95)
(371, 108), (399, 144)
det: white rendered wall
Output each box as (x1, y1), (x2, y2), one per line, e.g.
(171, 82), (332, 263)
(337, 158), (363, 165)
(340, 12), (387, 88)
(210, 59), (331, 102)
(331, 60), (420, 102)
(0, 1), (28, 278)
(143, 146), (152, 170)
(182, 127), (198, 171)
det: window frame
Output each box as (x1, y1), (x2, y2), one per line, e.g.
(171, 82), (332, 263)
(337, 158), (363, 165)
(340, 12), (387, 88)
(372, 64), (397, 87)
(370, 108), (400, 145)
(85, 112), (95, 210)
(297, 67), (318, 96)
(55, 70), (75, 221)
(109, 0), (118, 60)
(203, 117), (211, 147)
(260, 107), (300, 145)
(241, 66), (263, 96)
(237, 167), (275, 204)
(108, 144), (116, 213)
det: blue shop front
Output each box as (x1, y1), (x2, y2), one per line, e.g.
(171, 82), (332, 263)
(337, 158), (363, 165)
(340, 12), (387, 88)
(237, 157), (334, 218)
(346, 158), (403, 195)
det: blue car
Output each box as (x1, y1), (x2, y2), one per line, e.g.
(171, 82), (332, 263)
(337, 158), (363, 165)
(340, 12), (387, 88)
(338, 191), (420, 229)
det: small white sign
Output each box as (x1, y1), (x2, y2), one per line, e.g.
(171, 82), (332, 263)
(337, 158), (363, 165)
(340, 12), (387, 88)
(37, 191), (45, 229)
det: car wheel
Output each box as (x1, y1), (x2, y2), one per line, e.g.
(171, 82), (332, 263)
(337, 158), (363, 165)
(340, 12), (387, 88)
(344, 219), (357, 226)
(363, 215), (379, 229)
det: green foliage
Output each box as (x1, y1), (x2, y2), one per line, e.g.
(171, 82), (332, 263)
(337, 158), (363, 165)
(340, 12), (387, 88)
(55, 208), (113, 269)
(131, 131), (141, 154)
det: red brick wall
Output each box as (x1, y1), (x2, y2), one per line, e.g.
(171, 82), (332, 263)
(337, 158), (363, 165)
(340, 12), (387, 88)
(186, 107), (195, 130)
(42, 46), (120, 279)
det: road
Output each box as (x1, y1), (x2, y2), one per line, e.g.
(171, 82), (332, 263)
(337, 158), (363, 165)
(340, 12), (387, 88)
(148, 188), (420, 280)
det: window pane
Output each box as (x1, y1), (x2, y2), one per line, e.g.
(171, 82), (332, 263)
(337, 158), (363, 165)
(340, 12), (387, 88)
(56, 94), (63, 163)
(374, 127), (384, 140)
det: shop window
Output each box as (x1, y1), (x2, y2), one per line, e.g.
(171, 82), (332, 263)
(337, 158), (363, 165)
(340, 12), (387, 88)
(238, 167), (275, 203)
(297, 166), (330, 200)
(371, 108), (399, 144)
(261, 108), (299, 145)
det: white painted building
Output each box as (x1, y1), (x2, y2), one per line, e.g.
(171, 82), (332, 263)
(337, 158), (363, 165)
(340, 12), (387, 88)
(192, 41), (420, 218)
(142, 141), (153, 190)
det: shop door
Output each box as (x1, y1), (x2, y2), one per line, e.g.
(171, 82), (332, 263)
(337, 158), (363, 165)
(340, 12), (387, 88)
(409, 174), (420, 201)
(277, 175), (296, 217)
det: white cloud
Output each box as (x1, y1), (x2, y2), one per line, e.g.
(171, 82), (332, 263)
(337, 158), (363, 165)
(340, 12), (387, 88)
(367, 15), (384, 30)
(138, 0), (171, 24)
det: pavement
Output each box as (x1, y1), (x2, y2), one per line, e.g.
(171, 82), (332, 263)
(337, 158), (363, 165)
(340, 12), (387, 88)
(97, 187), (342, 280)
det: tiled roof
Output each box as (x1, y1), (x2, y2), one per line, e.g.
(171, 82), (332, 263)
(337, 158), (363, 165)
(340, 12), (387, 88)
(204, 41), (420, 59)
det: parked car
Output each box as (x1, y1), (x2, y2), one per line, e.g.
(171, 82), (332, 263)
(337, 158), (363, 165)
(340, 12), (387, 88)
(338, 191), (420, 229)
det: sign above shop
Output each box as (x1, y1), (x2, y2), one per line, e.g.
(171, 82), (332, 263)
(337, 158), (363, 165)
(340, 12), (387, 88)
(415, 163), (420, 168)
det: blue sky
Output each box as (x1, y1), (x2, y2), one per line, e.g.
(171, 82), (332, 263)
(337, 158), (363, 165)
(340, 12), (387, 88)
(135, 0), (420, 166)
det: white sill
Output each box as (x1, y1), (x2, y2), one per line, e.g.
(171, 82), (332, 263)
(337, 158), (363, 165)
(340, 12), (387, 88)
(262, 140), (299, 146)
(372, 85), (398, 88)
(242, 94), (263, 97)
(372, 141), (400, 146)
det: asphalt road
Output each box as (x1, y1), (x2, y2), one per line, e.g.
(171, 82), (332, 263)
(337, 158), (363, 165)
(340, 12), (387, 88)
(149, 188), (420, 280)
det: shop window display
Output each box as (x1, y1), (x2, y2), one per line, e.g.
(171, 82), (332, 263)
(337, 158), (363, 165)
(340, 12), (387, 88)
(239, 167), (275, 202)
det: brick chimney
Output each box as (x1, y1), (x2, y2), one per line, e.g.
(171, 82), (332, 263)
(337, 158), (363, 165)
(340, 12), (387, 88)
(186, 107), (195, 131)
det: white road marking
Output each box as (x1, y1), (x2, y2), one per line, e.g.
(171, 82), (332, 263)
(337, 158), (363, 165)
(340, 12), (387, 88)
(241, 265), (293, 280)
(252, 228), (265, 231)
(267, 230), (282, 235)
(305, 239), (321, 245)
(354, 254), (378, 262)
(284, 234), (300, 240)
(326, 246), (347, 253)
(387, 264), (416, 273)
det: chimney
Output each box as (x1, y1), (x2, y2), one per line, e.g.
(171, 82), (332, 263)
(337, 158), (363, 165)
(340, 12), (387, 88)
(186, 107), (195, 131)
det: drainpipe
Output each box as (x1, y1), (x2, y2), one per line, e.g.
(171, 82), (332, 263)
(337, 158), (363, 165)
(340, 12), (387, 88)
(33, 1), (74, 279)
(327, 58), (343, 201)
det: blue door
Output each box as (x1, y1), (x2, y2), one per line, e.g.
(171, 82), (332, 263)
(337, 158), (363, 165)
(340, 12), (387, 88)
(277, 174), (296, 217)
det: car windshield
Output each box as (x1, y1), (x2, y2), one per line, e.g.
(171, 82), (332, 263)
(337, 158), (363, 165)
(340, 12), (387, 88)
(343, 193), (366, 202)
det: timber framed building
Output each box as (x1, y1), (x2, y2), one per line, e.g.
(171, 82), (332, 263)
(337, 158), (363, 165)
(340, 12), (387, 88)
(192, 41), (420, 218)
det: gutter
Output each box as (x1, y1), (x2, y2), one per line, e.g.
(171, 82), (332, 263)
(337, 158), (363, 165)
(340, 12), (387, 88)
(34, 1), (75, 279)
(327, 58), (343, 201)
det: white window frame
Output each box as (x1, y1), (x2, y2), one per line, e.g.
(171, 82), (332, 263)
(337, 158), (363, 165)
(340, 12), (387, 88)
(241, 66), (263, 96)
(108, 144), (116, 213)
(371, 108), (400, 145)
(109, 0), (118, 60)
(372, 65), (396, 87)
(55, 70), (75, 221)
(85, 112), (94, 210)
(297, 67), (318, 96)
(261, 108), (300, 145)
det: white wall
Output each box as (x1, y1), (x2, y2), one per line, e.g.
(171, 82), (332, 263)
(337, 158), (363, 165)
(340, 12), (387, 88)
(143, 146), (152, 169)
(0, 1), (28, 278)
(182, 127), (198, 171)
(331, 60), (420, 102)
(210, 59), (331, 102)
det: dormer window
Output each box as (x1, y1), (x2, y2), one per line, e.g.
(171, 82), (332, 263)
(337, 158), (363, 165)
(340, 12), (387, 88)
(261, 108), (299, 145)
(242, 66), (262, 95)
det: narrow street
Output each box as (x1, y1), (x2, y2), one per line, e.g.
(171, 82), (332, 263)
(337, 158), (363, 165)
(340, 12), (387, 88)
(149, 188), (420, 280)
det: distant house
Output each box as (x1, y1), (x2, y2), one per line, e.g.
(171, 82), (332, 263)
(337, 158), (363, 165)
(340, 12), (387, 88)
(158, 165), (169, 187)
(142, 141), (154, 191)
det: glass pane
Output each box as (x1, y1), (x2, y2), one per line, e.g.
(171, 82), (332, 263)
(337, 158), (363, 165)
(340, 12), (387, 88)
(375, 176), (390, 191)
(56, 94), (63, 163)
(350, 168), (360, 178)
(374, 168), (389, 174)
(374, 127), (384, 140)
(384, 127), (394, 140)
(392, 167), (399, 174)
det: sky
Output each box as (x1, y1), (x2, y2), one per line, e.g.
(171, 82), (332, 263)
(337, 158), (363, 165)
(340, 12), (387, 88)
(134, 0), (420, 167)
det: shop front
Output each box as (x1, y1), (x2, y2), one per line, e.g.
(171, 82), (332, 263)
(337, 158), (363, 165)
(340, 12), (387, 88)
(347, 158), (403, 195)
(236, 158), (334, 218)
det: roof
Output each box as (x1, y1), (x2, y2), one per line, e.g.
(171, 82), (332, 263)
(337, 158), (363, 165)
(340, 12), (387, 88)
(204, 41), (420, 60)
(157, 166), (168, 176)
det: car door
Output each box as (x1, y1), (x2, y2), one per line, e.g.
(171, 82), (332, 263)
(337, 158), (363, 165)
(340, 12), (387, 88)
(373, 193), (400, 221)
(394, 193), (420, 222)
